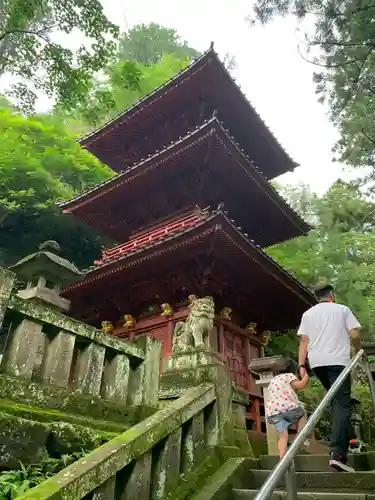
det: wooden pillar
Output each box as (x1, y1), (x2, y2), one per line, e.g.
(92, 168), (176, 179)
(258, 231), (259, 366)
(253, 398), (261, 433)
(218, 324), (225, 361)
(244, 338), (252, 393)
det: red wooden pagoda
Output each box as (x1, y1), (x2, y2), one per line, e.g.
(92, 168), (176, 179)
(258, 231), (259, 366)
(61, 45), (315, 431)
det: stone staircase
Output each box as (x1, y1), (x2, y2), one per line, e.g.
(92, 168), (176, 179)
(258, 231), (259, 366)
(222, 453), (375, 500)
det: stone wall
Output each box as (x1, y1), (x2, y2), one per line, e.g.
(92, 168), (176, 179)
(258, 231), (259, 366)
(0, 266), (162, 469)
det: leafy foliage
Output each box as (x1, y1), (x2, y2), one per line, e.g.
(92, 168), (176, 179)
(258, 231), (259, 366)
(0, 107), (113, 268)
(119, 23), (200, 64)
(0, 30), (198, 266)
(270, 181), (375, 336)
(0, 0), (140, 112)
(266, 179), (375, 385)
(249, 1), (375, 172)
(68, 53), (190, 128)
(0, 451), (86, 499)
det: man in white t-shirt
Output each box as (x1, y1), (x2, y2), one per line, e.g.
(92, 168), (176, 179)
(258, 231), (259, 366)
(297, 283), (362, 472)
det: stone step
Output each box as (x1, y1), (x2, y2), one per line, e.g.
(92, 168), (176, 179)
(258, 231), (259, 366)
(259, 453), (375, 473)
(233, 489), (367, 500)
(243, 470), (375, 491)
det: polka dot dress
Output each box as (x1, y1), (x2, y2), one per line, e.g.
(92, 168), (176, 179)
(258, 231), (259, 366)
(265, 373), (300, 418)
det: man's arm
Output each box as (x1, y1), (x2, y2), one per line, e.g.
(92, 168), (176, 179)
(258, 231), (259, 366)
(297, 313), (309, 377)
(349, 328), (361, 352)
(298, 335), (309, 376)
(345, 307), (361, 352)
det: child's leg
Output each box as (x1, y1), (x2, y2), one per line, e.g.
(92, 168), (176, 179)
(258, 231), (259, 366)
(278, 429), (289, 457)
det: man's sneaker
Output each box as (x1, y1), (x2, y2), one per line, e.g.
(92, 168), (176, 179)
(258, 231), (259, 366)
(349, 439), (361, 454)
(329, 452), (355, 473)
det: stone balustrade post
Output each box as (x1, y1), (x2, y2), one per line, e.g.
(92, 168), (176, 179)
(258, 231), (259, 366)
(162, 348), (235, 446)
(151, 427), (182, 500)
(120, 452), (152, 500)
(181, 411), (205, 473)
(101, 352), (130, 403)
(41, 330), (76, 387)
(128, 336), (161, 407)
(249, 355), (286, 456)
(72, 341), (106, 395)
(2, 318), (44, 380)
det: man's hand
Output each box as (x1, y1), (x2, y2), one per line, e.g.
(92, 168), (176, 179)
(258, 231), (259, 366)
(299, 366), (307, 378)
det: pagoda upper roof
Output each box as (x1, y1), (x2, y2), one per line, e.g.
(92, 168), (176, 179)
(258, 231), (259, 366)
(79, 46), (297, 179)
(61, 118), (310, 247)
(63, 209), (315, 330)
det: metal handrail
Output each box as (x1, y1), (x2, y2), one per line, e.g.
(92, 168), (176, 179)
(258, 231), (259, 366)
(254, 349), (366, 500)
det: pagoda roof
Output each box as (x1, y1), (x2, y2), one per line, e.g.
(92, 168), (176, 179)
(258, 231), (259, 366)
(61, 118), (310, 247)
(79, 46), (297, 179)
(63, 209), (315, 330)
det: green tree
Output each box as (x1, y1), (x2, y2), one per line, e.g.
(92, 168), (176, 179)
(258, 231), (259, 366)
(249, 1), (375, 172)
(119, 23), (200, 64)
(69, 53), (190, 128)
(0, 0), (140, 111)
(266, 181), (375, 359)
(0, 107), (113, 267)
(266, 181), (375, 439)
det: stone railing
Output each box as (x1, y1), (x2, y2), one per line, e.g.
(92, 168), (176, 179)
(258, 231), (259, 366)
(17, 345), (236, 499)
(18, 383), (220, 500)
(0, 268), (160, 408)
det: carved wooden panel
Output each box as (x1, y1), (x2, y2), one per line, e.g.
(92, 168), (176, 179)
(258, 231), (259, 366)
(223, 329), (247, 390)
(249, 343), (260, 361)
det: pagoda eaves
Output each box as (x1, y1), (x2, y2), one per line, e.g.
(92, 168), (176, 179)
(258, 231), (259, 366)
(62, 209), (315, 330)
(62, 118), (310, 248)
(79, 47), (297, 180)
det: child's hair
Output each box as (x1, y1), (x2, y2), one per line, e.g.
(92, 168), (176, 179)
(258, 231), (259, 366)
(277, 358), (298, 375)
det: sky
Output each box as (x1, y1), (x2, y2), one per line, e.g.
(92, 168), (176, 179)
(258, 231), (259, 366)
(99, 0), (350, 194)
(2, 0), (354, 194)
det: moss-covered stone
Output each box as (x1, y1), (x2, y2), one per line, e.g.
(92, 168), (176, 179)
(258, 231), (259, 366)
(234, 428), (253, 456)
(17, 383), (216, 499)
(166, 446), (251, 500)
(48, 422), (106, 456)
(0, 374), (156, 425)
(247, 430), (268, 457)
(189, 458), (255, 500)
(0, 408), (118, 469)
(0, 412), (49, 468)
(8, 295), (144, 362)
(0, 399), (126, 434)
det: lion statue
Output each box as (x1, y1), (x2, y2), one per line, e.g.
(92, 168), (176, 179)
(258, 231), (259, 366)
(173, 296), (215, 351)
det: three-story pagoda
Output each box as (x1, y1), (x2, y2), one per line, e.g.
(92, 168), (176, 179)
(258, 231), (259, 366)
(61, 45), (315, 431)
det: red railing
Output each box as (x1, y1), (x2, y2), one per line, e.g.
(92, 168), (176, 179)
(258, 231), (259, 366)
(95, 211), (206, 265)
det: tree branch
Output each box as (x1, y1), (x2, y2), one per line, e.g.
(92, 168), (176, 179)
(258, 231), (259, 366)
(0, 26), (57, 44)
(361, 127), (375, 147)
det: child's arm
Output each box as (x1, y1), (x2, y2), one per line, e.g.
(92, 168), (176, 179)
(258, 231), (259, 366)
(291, 374), (309, 390)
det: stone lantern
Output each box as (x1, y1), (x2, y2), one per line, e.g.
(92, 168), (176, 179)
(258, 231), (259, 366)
(249, 355), (286, 456)
(9, 241), (82, 312)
